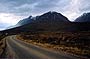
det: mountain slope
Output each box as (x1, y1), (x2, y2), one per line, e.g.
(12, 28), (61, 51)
(16, 16), (34, 26)
(75, 12), (90, 22)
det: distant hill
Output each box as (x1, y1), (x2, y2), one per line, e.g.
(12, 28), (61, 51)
(75, 12), (90, 22)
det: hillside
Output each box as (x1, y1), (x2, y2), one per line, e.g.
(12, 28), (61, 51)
(75, 12), (90, 22)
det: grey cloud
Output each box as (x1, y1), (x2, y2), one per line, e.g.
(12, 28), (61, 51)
(79, 0), (90, 12)
(0, 0), (89, 18)
(0, 23), (10, 28)
(0, 23), (11, 30)
(0, 0), (70, 16)
(12, 0), (59, 14)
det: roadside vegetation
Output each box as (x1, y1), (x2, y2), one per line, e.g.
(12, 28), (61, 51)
(16, 31), (90, 58)
(0, 34), (6, 57)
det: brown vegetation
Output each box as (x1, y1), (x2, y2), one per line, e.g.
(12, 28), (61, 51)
(17, 31), (90, 58)
(0, 35), (6, 57)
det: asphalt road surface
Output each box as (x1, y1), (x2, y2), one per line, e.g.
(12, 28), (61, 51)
(6, 35), (79, 59)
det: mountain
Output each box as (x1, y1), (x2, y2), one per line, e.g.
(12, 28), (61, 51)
(17, 11), (70, 26)
(1, 11), (75, 33)
(14, 11), (72, 31)
(16, 16), (34, 26)
(35, 11), (70, 22)
(2, 11), (90, 34)
(75, 12), (90, 22)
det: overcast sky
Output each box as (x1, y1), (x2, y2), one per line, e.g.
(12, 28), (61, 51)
(0, 0), (90, 30)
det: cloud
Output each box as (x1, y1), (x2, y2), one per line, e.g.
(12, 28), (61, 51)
(0, 0), (90, 17)
(0, 13), (26, 30)
(61, 0), (90, 21)
(78, 0), (90, 12)
(61, 0), (81, 20)
(0, 23), (11, 30)
(0, 13), (24, 24)
(0, 0), (71, 16)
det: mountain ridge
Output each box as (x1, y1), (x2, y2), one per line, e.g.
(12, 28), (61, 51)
(16, 11), (70, 27)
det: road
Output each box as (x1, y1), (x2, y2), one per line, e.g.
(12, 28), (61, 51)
(6, 35), (79, 59)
